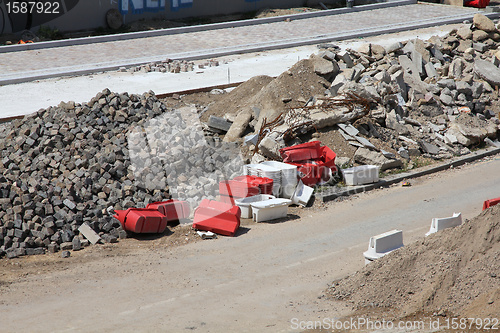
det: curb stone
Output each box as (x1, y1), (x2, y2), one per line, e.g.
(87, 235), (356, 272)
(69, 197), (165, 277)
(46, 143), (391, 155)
(316, 146), (500, 202)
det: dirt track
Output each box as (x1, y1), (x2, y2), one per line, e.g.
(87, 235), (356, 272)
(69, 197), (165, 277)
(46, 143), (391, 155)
(1, 155), (499, 332)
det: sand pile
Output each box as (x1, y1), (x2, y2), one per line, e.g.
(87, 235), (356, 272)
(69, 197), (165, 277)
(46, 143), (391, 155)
(327, 204), (500, 319)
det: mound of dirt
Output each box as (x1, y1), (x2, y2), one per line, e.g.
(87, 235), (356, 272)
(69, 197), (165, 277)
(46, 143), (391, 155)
(200, 75), (273, 122)
(204, 58), (331, 130)
(327, 204), (500, 319)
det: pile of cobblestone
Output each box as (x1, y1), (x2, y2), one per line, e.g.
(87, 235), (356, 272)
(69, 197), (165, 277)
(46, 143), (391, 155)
(0, 89), (171, 258)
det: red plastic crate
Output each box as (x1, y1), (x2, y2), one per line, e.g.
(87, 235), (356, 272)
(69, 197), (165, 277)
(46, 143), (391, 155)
(114, 208), (168, 234)
(219, 180), (260, 198)
(192, 199), (241, 236)
(146, 199), (190, 222)
(280, 141), (322, 162)
(233, 175), (274, 195)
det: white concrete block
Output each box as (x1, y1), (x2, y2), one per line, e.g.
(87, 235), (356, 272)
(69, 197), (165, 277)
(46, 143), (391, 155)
(425, 212), (462, 236)
(363, 229), (403, 264)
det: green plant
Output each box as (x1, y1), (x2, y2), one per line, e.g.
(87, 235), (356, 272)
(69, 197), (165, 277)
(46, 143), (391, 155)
(37, 25), (63, 40)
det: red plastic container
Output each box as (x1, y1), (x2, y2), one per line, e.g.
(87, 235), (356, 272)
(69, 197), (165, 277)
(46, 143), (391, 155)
(147, 199), (190, 222)
(280, 141), (322, 162)
(483, 197), (500, 210)
(219, 180), (260, 198)
(114, 208), (168, 233)
(233, 175), (274, 195)
(280, 142), (337, 185)
(192, 199), (241, 236)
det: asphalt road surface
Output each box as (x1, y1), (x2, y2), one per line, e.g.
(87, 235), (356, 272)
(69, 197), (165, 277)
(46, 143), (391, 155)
(1, 156), (499, 332)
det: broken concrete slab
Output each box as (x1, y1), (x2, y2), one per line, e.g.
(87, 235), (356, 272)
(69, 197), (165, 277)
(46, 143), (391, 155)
(353, 147), (403, 171)
(474, 59), (500, 86)
(419, 140), (440, 155)
(355, 136), (377, 150)
(338, 123), (359, 137)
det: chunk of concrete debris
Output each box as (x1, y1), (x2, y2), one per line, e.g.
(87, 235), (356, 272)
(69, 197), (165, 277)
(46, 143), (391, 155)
(354, 136), (377, 150)
(78, 223), (102, 245)
(473, 13), (496, 32)
(208, 115), (232, 132)
(339, 51), (354, 68)
(381, 150), (396, 159)
(419, 140), (440, 155)
(329, 74), (348, 96)
(457, 25), (473, 40)
(258, 136), (282, 160)
(474, 59), (500, 86)
(338, 123), (359, 137)
(61, 251), (71, 258)
(224, 110), (253, 142)
(425, 62), (438, 78)
(385, 42), (403, 54)
(354, 147), (403, 171)
(398, 147), (410, 160)
(311, 54), (339, 81)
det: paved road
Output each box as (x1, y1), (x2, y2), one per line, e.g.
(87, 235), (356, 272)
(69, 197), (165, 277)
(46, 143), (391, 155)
(0, 3), (482, 84)
(1, 156), (499, 332)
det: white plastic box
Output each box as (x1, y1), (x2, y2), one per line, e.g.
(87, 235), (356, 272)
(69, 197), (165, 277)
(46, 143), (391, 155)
(363, 229), (403, 265)
(425, 212), (462, 236)
(234, 194), (275, 219)
(250, 198), (292, 222)
(342, 165), (380, 186)
(291, 180), (314, 207)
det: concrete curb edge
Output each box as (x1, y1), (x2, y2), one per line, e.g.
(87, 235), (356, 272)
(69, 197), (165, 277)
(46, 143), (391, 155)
(316, 146), (500, 202)
(0, 0), (416, 54)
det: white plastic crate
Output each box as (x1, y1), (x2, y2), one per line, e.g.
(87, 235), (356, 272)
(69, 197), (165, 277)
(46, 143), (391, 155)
(234, 194), (275, 219)
(342, 165), (379, 186)
(261, 161), (298, 199)
(291, 180), (314, 207)
(250, 198), (292, 222)
(363, 229), (403, 264)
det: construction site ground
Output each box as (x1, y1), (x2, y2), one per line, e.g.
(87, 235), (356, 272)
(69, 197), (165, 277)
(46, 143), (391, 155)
(1, 155), (499, 332)
(2, 4), (500, 332)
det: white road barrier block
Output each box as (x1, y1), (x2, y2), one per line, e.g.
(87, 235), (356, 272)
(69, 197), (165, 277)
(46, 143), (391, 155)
(425, 212), (462, 237)
(363, 229), (404, 264)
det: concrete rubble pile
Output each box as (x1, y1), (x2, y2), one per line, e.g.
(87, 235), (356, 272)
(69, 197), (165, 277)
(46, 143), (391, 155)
(210, 13), (500, 170)
(0, 89), (174, 259)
